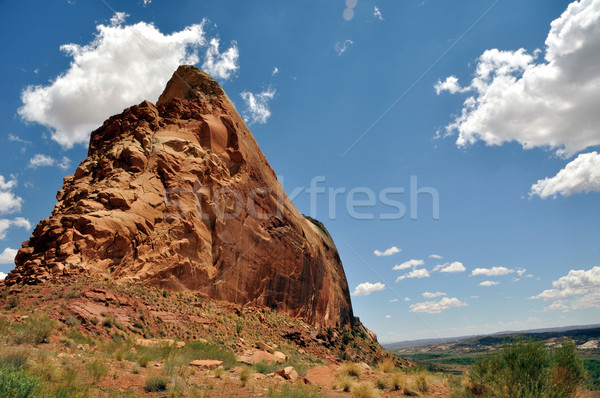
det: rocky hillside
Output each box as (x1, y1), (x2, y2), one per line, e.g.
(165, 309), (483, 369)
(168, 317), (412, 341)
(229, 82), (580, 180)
(5, 66), (354, 329)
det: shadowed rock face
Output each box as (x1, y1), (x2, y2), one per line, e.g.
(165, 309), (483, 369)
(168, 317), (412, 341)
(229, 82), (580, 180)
(5, 65), (355, 328)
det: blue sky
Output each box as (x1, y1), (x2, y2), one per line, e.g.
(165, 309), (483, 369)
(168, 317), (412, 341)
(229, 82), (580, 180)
(1, 0), (599, 342)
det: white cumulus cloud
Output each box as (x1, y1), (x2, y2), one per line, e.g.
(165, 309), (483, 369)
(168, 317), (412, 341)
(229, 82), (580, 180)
(352, 281), (385, 296)
(396, 268), (430, 282)
(428, 254), (442, 259)
(240, 89), (276, 125)
(374, 246), (401, 257)
(28, 154), (71, 170)
(19, 13), (238, 148)
(0, 217), (31, 240)
(422, 291), (446, 298)
(479, 281), (500, 287)
(0, 272), (6, 280)
(409, 297), (467, 314)
(530, 151), (600, 198)
(0, 247), (18, 265)
(393, 259), (424, 270)
(438, 261), (466, 273)
(437, 0), (600, 158)
(471, 266), (514, 276)
(0, 176), (22, 214)
(531, 266), (600, 310)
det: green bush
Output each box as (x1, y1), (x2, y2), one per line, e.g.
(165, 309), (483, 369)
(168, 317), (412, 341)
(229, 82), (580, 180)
(454, 338), (586, 398)
(0, 365), (41, 398)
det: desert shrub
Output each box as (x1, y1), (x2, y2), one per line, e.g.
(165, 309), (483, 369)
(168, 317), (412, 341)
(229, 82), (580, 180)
(145, 375), (168, 392)
(351, 381), (379, 398)
(86, 360), (108, 382)
(65, 315), (80, 327)
(102, 316), (115, 328)
(4, 294), (20, 310)
(137, 356), (150, 368)
(454, 338), (586, 397)
(0, 365), (41, 398)
(551, 339), (587, 396)
(12, 314), (55, 345)
(339, 362), (362, 379)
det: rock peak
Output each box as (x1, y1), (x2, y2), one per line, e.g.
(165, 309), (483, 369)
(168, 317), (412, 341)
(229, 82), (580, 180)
(157, 65), (225, 106)
(5, 66), (356, 329)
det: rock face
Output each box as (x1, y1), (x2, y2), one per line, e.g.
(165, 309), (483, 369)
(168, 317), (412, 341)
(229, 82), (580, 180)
(5, 65), (354, 328)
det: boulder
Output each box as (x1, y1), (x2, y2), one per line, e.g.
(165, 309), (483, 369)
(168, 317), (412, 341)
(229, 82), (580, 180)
(189, 360), (223, 369)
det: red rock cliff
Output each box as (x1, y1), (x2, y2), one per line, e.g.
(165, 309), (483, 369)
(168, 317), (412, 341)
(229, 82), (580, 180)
(5, 66), (355, 328)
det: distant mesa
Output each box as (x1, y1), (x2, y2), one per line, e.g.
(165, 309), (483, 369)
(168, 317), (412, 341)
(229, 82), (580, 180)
(5, 65), (357, 329)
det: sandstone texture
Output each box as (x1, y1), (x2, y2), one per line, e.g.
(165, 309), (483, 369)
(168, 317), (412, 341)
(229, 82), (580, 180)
(5, 65), (354, 328)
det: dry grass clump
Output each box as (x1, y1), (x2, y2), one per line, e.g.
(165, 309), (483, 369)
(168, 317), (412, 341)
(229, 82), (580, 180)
(339, 362), (362, 379)
(351, 381), (380, 398)
(374, 375), (389, 390)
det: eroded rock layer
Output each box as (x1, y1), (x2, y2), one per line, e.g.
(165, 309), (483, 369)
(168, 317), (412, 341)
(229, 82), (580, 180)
(5, 66), (354, 328)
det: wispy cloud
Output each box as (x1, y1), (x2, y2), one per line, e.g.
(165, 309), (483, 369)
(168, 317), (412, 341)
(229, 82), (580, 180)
(334, 39), (353, 56)
(373, 6), (383, 21)
(422, 291), (446, 298)
(393, 259), (423, 270)
(202, 38), (239, 80)
(240, 88), (276, 125)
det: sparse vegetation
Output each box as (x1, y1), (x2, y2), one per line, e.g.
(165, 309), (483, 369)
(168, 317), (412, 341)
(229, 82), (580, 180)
(379, 357), (395, 373)
(12, 314), (55, 345)
(240, 366), (251, 387)
(267, 383), (323, 398)
(86, 360), (108, 382)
